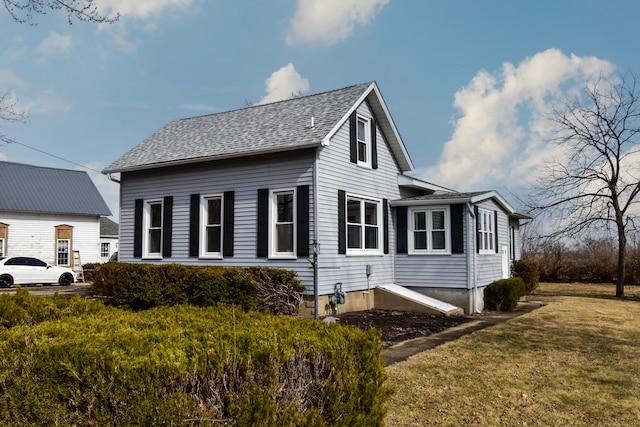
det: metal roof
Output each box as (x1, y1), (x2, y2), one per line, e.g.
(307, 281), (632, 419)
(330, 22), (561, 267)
(103, 81), (414, 173)
(0, 161), (112, 216)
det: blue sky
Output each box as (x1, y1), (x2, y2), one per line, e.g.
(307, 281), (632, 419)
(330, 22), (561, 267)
(1, 0), (639, 221)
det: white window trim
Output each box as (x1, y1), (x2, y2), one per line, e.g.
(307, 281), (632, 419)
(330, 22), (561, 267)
(101, 242), (110, 258)
(270, 188), (297, 259)
(0, 237), (4, 257)
(346, 193), (383, 256)
(478, 208), (495, 255)
(200, 194), (224, 259)
(143, 199), (163, 259)
(408, 206), (451, 255)
(356, 115), (372, 168)
(57, 239), (70, 266)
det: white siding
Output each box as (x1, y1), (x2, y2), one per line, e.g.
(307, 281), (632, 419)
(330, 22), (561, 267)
(0, 212), (102, 264)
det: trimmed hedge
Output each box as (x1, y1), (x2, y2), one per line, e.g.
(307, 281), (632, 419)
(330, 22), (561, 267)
(89, 263), (305, 314)
(511, 259), (539, 294)
(484, 278), (526, 312)
(0, 300), (391, 426)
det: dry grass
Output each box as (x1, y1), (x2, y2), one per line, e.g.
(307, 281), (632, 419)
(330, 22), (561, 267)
(385, 289), (640, 426)
(533, 282), (640, 300)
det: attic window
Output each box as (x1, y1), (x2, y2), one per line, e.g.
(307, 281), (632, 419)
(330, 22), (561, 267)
(356, 116), (371, 167)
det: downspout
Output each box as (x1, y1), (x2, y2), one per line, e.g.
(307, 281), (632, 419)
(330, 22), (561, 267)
(313, 147), (320, 319)
(466, 203), (478, 314)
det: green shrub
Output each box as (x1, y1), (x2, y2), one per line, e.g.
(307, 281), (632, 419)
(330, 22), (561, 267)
(511, 259), (539, 294)
(0, 287), (107, 330)
(0, 304), (391, 426)
(484, 278), (526, 312)
(82, 262), (101, 282)
(89, 263), (305, 314)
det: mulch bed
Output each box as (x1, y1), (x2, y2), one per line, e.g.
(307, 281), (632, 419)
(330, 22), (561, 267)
(335, 309), (473, 348)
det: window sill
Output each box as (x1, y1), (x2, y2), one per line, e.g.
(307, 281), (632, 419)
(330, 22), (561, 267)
(408, 251), (451, 256)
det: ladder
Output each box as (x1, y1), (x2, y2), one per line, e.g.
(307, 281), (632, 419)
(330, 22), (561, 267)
(72, 250), (84, 282)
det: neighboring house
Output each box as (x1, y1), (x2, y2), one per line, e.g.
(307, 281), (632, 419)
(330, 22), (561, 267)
(0, 161), (112, 267)
(103, 81), (529, 314)
(100, 217), (119, 263)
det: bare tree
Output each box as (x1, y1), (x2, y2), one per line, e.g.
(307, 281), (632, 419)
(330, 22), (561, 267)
(528, 73), (640, 297)
(3, 0), (118, 24)
(0, 92), (26, 145)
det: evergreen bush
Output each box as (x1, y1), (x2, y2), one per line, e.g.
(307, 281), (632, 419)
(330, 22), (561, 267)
(90, 264), (304, 314)
(484, 278), (526, 312)
(0, 303), (391, 426)
(511, 259), (539, 294)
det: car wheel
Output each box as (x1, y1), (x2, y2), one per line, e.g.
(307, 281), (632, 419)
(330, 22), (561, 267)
(58, 273), (73, 286)
(0, 274), (13, 287)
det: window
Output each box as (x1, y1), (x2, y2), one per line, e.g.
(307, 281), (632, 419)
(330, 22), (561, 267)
(145, 200), (163, 257)
(0, 238), (4, 257)
(346, 195), (381, 254)
(57, 239), (70, 266)
(356, 116), (371, 167)
(101, 242), (110, 258)
(202, 195), (223, 257)
(271, 189), (296, 257)
(478, 209), (495, 253)
(410, 207), (450, 253)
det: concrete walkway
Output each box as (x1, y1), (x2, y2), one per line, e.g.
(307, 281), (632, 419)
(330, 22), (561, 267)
(382, 301), (543, 366)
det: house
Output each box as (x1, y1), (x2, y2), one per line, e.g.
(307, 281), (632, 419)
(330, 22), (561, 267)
(0, 161), (112, 267)
(103, 81), (529, 314)
(100, 217), (119, 262)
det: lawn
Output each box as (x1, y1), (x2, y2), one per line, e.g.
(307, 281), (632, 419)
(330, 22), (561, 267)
(384, 283), (640, 426)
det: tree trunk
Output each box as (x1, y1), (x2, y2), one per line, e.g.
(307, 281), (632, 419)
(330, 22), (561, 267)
(616, 217), (626, 298)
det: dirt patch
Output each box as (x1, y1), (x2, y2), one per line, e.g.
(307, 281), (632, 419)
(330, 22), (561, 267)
(335, 309), (473, 348)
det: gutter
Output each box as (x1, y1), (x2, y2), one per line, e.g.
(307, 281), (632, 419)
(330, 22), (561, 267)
(466, 202), (478, 314)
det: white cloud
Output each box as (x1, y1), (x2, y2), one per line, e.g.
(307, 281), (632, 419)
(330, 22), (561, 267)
(95, 0), (195, 51)
(36, 32), (71, 61)
(423, 49), (616, 192)
(27, 90), (71, 114)
(287, 0), (389, 46)
(96, 0), (193, 20)
(258, 63), (310, 105)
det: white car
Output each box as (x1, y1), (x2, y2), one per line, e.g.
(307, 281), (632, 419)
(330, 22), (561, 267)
(0, 256), (77, 287)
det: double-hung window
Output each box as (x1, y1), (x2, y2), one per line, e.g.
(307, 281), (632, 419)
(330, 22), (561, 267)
(202, 195), (223, 257)
(271, 189), (296, 258)
(145, 199), (163, 258)
(57, 239), (70, 266)
(346, 195), (381, 254)
(356, 116), (371, 167)
(478, 209), (495, 254)
(101, 243), (110, 258)
(0, 238), (4, 257)
(410, 207), (450, 254)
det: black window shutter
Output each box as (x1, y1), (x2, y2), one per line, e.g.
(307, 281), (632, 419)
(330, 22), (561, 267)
(474, 205), (480, 253)
(451, 204), (464, 254)
(349, 111), (357, 164)
(296, 185), (310, 257)
(396, 206), (408, 254)
(133, 199), (143, 258)
(338, 190), (346, 254)
(371, 117), (378, 169)
(257, 188), (269, 258)
(189, 194), (200, 257)
(223, 191), (235, 257)
(162, 196), (173, 258)
(494, 210), (499, 253)
(383, 198), (389, 254)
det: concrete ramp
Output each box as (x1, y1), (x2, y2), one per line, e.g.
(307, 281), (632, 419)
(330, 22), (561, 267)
(375, 284), (463, 317)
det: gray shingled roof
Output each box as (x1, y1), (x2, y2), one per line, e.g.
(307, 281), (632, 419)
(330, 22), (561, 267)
(0, 161), (112, 216)
(100, 217), (119, 236)
(104, 81), (413, 173)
